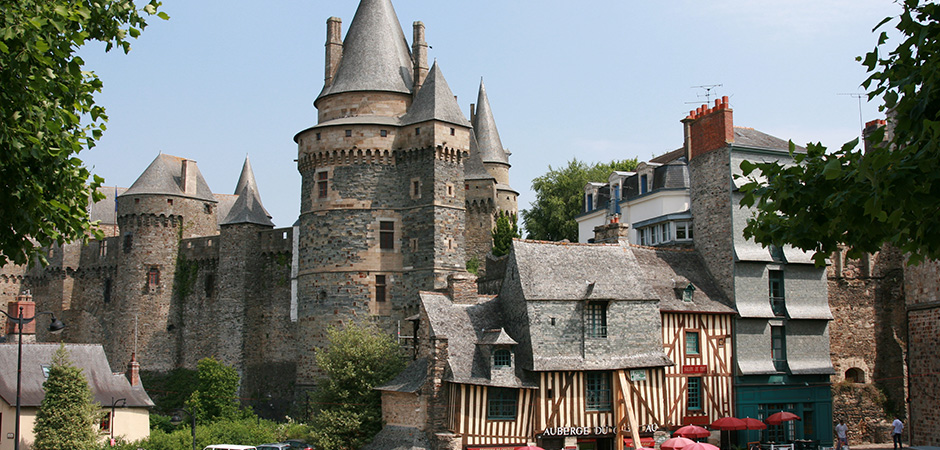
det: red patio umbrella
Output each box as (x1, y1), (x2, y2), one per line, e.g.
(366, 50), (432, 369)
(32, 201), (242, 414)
(684, 443), (721, 450)
(742, 417), (767, 430)
(766, 411), (801, 425)
(674, 425), (711, 439)
(710, 416), (747, 430)
(515, 447), (545, 450)
(661, 437), (695, 450)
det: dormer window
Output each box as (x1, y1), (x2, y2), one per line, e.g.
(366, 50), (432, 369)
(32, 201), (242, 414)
(640, 174), (648, 194)
(494, 349), (512, 367)
(586, 301), (608, 338)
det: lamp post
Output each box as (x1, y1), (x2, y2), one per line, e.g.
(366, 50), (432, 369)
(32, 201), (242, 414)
(109, 397), (126, 443)
(0, 305), (66, 450)
(171, 408), (197, 450)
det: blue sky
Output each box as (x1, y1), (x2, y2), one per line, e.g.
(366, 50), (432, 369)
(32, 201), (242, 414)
(78, 0), (901, 228)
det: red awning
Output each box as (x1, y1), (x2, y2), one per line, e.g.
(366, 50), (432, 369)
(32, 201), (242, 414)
(624, 437), (656, 447)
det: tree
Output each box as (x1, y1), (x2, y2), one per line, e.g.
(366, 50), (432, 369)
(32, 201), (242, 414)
(522, 158), (638, 242)
(33, 345), (100, 450)
(739, 0), (940, 265)
(0, 0), (167, 267)
(491, 211), (520, 257)
(187, 357), (241, 423)
(308, 322), (405, 450)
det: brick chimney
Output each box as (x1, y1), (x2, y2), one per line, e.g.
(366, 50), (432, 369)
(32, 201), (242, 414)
(863, 119), (888, 154)
(412, 21), (429, 94)
(682, 96), (733, 160)
(181, 159), (197, 196)
(447, 273), (478, 304)
(324, 17), (343, 88)
(6, 291), (36, 336)
(126, 352), (141, 387)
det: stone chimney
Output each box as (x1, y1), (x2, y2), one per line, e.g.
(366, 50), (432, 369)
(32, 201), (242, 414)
(126, 352), (141, 387)
(324, 17), (343, 88)
(412, 21), (429, 94)
(447, 273), (478, 304)
(5, 291), (36, 337)
(682, 96), (733, 160)
(469, 103), (476, 123)
(181, 159), (197, 196)
(593, 221), (630, 245)
(863, 119), (888, 154)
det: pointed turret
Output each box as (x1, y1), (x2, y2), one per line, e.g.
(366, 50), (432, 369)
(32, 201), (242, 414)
(401, 62), (470, 127)
(472, 80), (510, 166)
(465, 131), (494, 181)
(221, 157), (274, 227)
(316, 0), (413, 101)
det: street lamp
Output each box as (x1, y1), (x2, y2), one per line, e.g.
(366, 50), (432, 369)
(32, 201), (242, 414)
(0, 305), (65, 450)
(109, 397), (126, 443)
(171, 408), (197, 450)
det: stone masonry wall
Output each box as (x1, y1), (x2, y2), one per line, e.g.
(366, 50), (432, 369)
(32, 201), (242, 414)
(689, 146), (734, 299)
(904, 258), (940, 446)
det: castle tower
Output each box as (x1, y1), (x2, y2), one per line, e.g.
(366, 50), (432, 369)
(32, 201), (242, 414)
(294, 0), (471, 385)
(111, 154), (219, 371)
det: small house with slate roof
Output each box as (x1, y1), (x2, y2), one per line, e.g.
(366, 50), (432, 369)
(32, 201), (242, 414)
(375, 239), (737, 450)
(0, 343), (154, 450)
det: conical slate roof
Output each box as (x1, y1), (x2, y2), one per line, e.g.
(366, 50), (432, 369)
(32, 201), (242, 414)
(317, 0), (413, 100)
(220, 157), (274, 227)
(120, 154), (216, 202)
(401, 62), (470, 127)
(465, 131), (494, 181)
(472, 80), (509, 165)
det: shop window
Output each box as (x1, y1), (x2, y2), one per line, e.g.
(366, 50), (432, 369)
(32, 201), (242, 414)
(586, 301), (607, 338)
(586, 372), (612, 411)
(379, 221), (395, 250)
(487, 387), (518, 420)
(494, 349), (511, 367)
(771, 326), (787, 372)
(375, 275), (387, 302)
(317, 171), (328, 199)
(687, 377), (702, 410)
(685, 331), (700, 356)
(769, 270), (785, 316)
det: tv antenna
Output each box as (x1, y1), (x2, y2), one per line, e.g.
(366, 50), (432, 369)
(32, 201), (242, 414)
(686, 84), (723, 105)
(838, 92), (866, 143)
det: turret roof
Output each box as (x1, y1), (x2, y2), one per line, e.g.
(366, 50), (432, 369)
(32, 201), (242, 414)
(317, 0), (413, 100)
(221, 157), (274, 227)
(120, 154), (216, 202)
(465, 131), (494, 180)
(401, 62), (470, 127)
(473, 79), (509, 165)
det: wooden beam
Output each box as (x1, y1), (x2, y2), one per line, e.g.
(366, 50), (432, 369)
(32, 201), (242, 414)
(617, 370), (642, 450)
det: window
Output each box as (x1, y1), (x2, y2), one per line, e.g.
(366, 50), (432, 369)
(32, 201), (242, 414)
(345, 129), (352, 137)
(687, 377), (702, 410)
(103, 278), (112, 303)
(640, 174), (648, 194)
(846, 367), (866, 383)
(586, 301), (607, 338)
(410, 238), (418, 252)
(379, 221), (395, 250)
(41, 365), (51, 378)
(123, 233), (133, 253)
(759, 404), (794, 442)
(205, 273), (215, 298)
(317, 171), (328, 199)
(204, 203), (212, 214)
(771, 326), (787, 372)
(167, 199), (173, 205)
(450, 127), (455, 136)
(316, 132), (321, 140)
(586, 193), (594, 212)
(375, 275), (387, 302)
(147, 267), (160, 288)
(676, 221), (693, 241)
(494, 349), (511, 367)
(99, 240), (107, 258)
(380, 129), (388, 137)
(100, 412), (112, 432)
(413, 180), (420, 197)
(685, 331), (700, 356)
(446, 184), (454, 197)
(769, 270), (785, 316)
(586, 372), (612, 411)
(415, 127), (421, 135)
(487, 387), (518, 419)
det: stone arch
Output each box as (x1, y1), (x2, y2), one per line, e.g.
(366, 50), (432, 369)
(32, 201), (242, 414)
(845, 367), (866, 383)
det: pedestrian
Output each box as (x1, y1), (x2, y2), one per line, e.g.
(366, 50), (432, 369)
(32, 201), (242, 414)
(835, 419), (848, 450)
(892, 416), (904, 449)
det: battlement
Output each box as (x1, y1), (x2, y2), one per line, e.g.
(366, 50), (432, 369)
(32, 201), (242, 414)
(260, 227), (293, 254)
(118, 213), (185, 229)
(180, 236), (220, 261)
(298, 148), (395, 172)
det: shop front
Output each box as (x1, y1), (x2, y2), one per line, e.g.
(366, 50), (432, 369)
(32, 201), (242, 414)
(537, 426), (656, 450)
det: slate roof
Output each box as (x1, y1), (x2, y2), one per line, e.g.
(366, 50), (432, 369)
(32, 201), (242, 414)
(377, 357), (427, 393)
(464, 131), (494, 181)
(220, 157), (274, 227)
(733, 127), (806, 152)
(120, 154), (216, 202)
(472, 80), (509, 165)
(511, 240), (657, 301)
(650, 158), (690, 191)
(0, 343), (153, 408)
(317, 0), (413, 100)
(420, 292), (533, 388)
(361, 425), (430, 450)
(401, 63), (470, 127)
(650, 147), (685, 164)
(89, 186), (126, 226)
(631, 246), (735, 314)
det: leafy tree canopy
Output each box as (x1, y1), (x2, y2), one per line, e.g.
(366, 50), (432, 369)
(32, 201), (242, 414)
(740, 0), (940, 265)
(187, 357), (241, 423)
(0, 0), (167, 267)
(492, 211), (520, 257)
(522, 158), (638, 242)
(33, 345), (100, 450)
(308, 322), (405, 450)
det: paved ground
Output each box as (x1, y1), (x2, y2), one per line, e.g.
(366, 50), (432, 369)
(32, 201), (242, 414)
(850, 445), (940, 450)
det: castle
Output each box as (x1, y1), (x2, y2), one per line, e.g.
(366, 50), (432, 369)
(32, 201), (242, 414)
(0, 0), (516, 415)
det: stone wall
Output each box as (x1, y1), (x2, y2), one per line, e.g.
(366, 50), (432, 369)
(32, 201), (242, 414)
(904, 258), (940, 446)
(688, 146), (734, 299)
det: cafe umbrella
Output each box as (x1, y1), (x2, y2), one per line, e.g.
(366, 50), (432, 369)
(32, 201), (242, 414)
(766, 412), (801, 425)
(661, 437), (696, 450)
(674, 425), (711, 439)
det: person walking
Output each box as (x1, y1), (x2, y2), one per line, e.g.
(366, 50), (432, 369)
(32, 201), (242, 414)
(892, 416), (904, 449)
(835, 419), (848, 450)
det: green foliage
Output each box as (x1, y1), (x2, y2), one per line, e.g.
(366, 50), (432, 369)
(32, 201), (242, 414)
(102, 417), (279, 450)
(491, 211), (520, 257)
(465, 257), (480, 275)
(308, 322), (406, 450)
(0, 0), (167, 267)
(34, 345), (100, 450)
(522, 158), (638, 242)
(141, 367), (198, 416)
(187, 357), (241, 423)
(174, 256), (200, 299)
(739, 0), (940, 265)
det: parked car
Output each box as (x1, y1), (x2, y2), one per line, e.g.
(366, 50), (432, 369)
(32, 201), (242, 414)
(285, 440), (314, 450)
(257, 444), (290, 450)
(203, 446), (257, 450)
